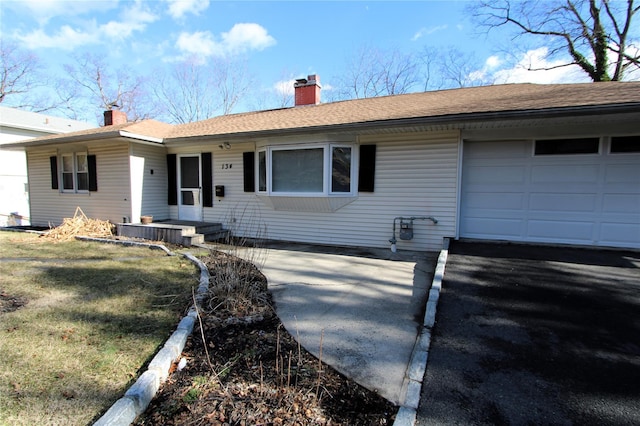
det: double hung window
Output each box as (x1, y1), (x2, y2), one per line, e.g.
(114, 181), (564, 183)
(51, 152), (96, 193)
(257, 144), (355, 196)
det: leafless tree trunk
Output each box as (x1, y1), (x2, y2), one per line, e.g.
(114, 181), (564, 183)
(471, 0), (640, 81)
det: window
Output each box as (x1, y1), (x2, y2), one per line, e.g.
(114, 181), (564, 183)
(534, 138), (600, 155)
(257, 144), (356, 195)
(51, 153), (97, 193)
(611, 136), (640, 153)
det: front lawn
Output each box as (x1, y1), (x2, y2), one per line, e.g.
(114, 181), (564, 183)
(0, 231), (197, 425)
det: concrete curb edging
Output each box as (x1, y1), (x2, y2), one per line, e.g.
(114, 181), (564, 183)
(90, 241), (211, 426)
(394, 238), (450, 426)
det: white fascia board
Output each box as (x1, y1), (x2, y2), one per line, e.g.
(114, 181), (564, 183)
(119, 131), (164, 144)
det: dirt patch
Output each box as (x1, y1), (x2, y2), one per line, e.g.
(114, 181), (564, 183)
(0, 290), (28, 314)
(134, 252), (396, 425)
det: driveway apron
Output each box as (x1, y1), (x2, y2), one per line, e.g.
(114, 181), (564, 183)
(417, 241), (640, 425)
(237, 242), (437, 405)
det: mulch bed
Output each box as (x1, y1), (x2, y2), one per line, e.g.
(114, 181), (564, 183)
(134, 251), (397, 425)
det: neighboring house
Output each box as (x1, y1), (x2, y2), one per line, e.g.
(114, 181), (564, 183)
(0, 106), (95, 226)
(3, 77), (639, 250)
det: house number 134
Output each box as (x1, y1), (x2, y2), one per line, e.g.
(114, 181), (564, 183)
(221, 163), (232, 169)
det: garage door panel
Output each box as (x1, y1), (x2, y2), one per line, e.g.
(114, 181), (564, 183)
(599, 223), (640, 246)
(527, 220), (594, 241)
(529, 193), (596, 212)
(465, 165), (526, 184)
(602, 194), (640, 213)
(531, 164), (600, 184)
(466, 192), (525, 209)
(605, 164), (640, 183)
(461, 217), (524, 239)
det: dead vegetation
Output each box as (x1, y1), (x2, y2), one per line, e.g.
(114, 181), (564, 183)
(135, 250), (397, 425)
(41, 207), (114, 241)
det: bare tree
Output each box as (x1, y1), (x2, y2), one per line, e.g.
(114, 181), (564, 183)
(0, 41), (62, 112)
(62, 53), (155, 123)
(152, 56), (253, 124)
(437, 47), (495, 88)
(335, 46), (422, 99)
(471, 0), (640, 81)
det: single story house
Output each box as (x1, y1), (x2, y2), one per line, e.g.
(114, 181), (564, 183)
(4, 77), (640, 251)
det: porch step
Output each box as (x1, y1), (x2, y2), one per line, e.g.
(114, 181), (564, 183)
(116, 221), (229, 247)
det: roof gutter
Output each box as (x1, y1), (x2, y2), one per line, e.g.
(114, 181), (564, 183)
(164, 102), (640, 145)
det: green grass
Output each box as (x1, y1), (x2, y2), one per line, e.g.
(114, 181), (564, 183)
(0, 232), (198, 425)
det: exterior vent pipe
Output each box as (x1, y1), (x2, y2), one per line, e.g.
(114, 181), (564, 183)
(389, 216), (438, 252)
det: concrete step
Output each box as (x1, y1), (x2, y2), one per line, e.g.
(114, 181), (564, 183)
(182, 233), (205, 246)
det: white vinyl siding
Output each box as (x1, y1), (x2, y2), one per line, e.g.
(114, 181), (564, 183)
(460, 139), (640, 248)
(191, 131), (459, 251)
(130, 144), (169, 222)
(27, 141), (131, 226)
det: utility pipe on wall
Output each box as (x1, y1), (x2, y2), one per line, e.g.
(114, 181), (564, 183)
(389, 216), (438, 252)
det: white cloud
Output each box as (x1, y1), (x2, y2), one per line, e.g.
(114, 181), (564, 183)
(176, 31), (221, 59)
(11, 0), (118, 24)
(175, 23), (276, 59)
(166, 0), (210, 19)
(411, 25), (447, 41)
(15, 2), (158, 50)
(274, 79), (295, 98)
(18, 26), (98, 50)
(103, 3), (158, 40)
(490, 47), (589, 84)
(485, 55), (502, 69)
(221, 23), (276, 54)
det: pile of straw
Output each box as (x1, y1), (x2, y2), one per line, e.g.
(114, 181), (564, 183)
(41, 207), (115, 241)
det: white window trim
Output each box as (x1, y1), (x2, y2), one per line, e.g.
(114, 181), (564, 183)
(256, 143), (358, 197)
(59, 152), (89, 194)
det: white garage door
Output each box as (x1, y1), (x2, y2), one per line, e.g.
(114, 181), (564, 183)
(460, 139), (640, 249)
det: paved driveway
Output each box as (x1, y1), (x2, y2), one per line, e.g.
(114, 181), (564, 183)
(417, 241), (640, 425)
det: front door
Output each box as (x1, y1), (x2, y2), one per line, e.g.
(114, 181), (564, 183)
(178, 154), (202, 221)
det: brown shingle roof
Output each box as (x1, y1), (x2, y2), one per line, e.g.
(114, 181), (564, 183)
(6, 82), (640, 148)
(168, 82), (640, 139)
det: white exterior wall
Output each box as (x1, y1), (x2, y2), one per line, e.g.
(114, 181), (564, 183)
(0, 129), (42, 226)
(27, 141), (132, 226)
(170, 130), (460, 252)
(130, 143), (169, 223)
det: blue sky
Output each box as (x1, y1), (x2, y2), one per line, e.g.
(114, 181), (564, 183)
(2, 0), (625, 123)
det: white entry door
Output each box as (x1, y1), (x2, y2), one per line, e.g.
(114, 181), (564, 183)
(178, 154), (202, 221)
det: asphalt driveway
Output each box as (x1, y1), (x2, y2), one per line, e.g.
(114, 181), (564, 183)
(417, 241), (640, 425)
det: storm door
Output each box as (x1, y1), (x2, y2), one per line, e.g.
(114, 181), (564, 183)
(178, 154), (202, 221)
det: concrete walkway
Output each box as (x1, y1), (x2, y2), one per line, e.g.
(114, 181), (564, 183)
(233, 242), (437, 405)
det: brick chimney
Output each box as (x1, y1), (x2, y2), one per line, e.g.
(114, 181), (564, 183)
(103, 108), (127, 126)
(294, 74), (321, 106)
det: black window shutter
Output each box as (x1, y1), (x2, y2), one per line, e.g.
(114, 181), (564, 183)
(88, 155), (98, 192)
(243, 152), (255, 192)
(202, 152), (213, 207)
(167, 154), (178, 205)
(50, 156), (59, 190)
(358, 144), (376, 192)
